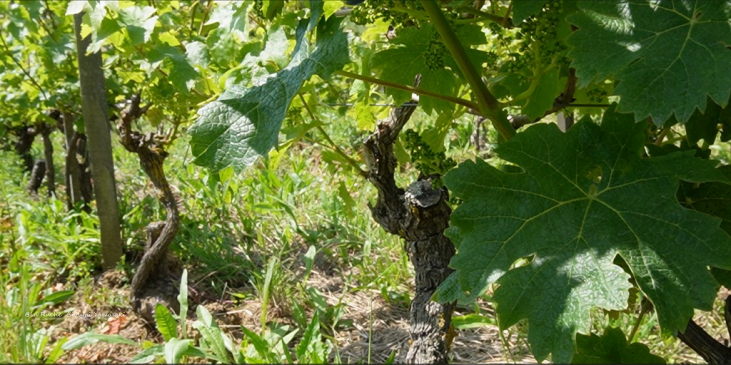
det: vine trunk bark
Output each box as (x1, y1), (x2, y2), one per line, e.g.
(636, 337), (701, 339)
(13, 125), (37, 173)
(26, 160), (46, 194)
(678, 296), (731, 364)
(74, 12), (123, 270)
(61, 111), (93, 211)
(118, 92), (181, 320)
(35, 119), (57, 197)
(362, 75), (455, 364)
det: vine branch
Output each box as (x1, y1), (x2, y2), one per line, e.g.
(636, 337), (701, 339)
(421, 0), (515, 140)
(677, 296), (731, 364)
(335, 70), (478, 111)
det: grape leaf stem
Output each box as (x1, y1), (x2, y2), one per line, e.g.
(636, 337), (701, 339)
(421, 0), (515, 140)
(335, 70), (478, 111)
(628, 296), (652, 342)
(654, 126), (671, 146)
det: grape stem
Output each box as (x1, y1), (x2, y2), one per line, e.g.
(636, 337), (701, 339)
(654, 127), (671, 146)
(421, 0), (516, 141)
(458, 7), (514, 28)
(335, 70), (479, 111)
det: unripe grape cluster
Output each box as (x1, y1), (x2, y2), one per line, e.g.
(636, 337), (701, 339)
(586, 88), (608, 103)
(403, 129), (456, 182)
(506, 0), (566, 72)
(425, 34), (448, 70)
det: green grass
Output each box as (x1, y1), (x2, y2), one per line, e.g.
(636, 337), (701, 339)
(2, 114), (730, 364)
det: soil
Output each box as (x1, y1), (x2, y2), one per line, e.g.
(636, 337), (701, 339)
(43, 266), (534, 364)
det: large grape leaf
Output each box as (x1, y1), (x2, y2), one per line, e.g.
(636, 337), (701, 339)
(438, 105), (731, 362)
(188, 8), (350, 173)
(146, 44), (199, 92)
(371, 24), (461, 114)
(118, 5), (158, 46)
(567, 0), (731, 125)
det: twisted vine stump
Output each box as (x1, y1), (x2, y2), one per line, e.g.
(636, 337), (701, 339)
(61, 111), (93, 211)
(118, 93), (181, 322)
(12, 124), (38, 172)
(362, 75), (456, 364)
(26, 160), (46, 194)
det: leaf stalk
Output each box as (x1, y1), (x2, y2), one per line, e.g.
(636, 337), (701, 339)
(335, 70), (478, 111)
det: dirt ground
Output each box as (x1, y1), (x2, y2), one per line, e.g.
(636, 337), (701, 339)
(44, 267), (534, 364)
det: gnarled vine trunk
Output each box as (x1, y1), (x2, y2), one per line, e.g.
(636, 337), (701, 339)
(61, 111), (93, 211)
(26, 160), (46, 194)
(678, 296), (731, 364)
(36, 121), (56, 197)
(13, 125), (37, 173)
(362, 75), (455, 364)
(118, 93), (181, 318)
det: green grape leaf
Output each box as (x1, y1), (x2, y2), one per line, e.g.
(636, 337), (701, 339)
(206, 28), (239, 67)
(185, 41), (210, 69)
(258, 26), (290, 70)
(147, 44), (199, 92)
(572, 327), (665, 364)
(439, 105), (731, 362)
(205, 2), (250, 41)
(118, 5), (158, 46)
(678, 166), (731, 288)
(262, 0), (285, 20)
(522, 67), (560, 120)
(568, 1), (731, 124)
(371, 24), (462, 114)
(683, 97), (731, 146)
(189, 14), (350, 173)
(513, 0), (547, 23)
(66, 1), (89, 15)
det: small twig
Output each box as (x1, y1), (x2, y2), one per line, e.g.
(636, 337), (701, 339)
(37, 15), (56, 42)
(43, 0), (58, 29)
